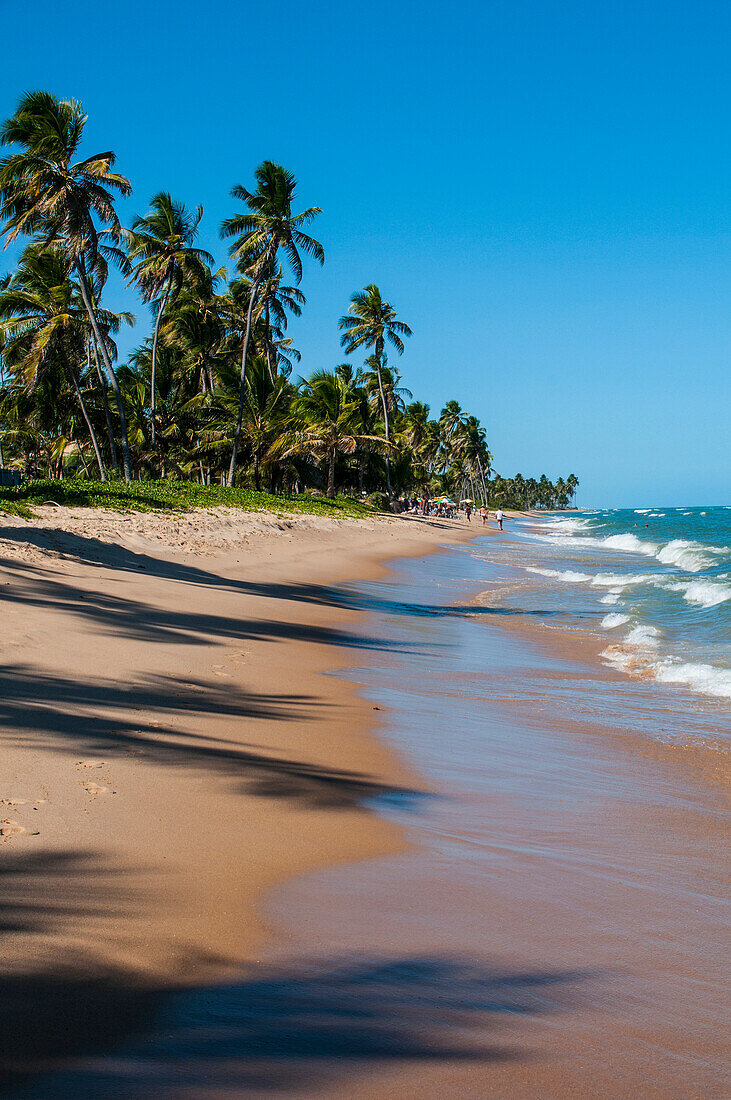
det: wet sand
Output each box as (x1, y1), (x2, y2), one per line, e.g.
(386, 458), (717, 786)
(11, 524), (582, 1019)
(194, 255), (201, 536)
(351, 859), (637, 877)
(2, 514), (728, 1097)
(262, 548), (729, 1098)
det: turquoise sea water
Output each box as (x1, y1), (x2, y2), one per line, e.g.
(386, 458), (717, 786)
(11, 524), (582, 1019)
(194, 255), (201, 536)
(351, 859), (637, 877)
(493, 505), (730, 703)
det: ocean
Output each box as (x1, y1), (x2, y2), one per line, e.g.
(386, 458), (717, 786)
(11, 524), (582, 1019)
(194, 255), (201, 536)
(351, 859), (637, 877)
(480, 505), (730, 709)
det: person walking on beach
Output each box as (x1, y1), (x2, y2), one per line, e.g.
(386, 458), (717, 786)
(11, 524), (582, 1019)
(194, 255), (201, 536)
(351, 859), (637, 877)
(465, 502), (472, 522)
(480, 505), (488, 526)
(496, 508), (504, 531)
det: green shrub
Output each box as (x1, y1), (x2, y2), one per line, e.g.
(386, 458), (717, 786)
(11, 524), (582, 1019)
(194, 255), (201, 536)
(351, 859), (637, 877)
(0, 478), (377, 519)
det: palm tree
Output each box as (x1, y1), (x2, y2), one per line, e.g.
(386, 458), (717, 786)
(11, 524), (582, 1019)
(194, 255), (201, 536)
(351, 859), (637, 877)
(0, 273), (8, 469)
(239, 355), (293, 490)
(288, 369), (386, 498)
(124, 193), (213, 449)
(258, 268), (305, 382)
(461, 414), (491, 502)
(0, 91), (133, 478)
(566, 473), (579, 505)
(0, 244), (107, 478)
(220, 161), (323, 485)
(339, 285), (411, 496)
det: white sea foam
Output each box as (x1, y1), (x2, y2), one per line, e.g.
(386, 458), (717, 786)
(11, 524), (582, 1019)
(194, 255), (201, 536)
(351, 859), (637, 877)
(601, 613), (630, 629)
(625, 624), (660, 647)
(655, 539), (718, 573)
(602, 646), (731, 699)
(603, 533), (659, 555)
(652, 660), (731, 699)
(590, 572), (658, 588)
(662, 577), (731, 609)
(599, 590), (622, 605)
(526, 567), (593, 583)
(542, 517), (595, 535)
(634, 509), (652, 514)
(521, 522), (727, 578)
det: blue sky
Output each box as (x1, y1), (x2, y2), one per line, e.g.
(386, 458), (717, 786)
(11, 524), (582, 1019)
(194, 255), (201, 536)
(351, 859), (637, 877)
(1, 0), (729, 506)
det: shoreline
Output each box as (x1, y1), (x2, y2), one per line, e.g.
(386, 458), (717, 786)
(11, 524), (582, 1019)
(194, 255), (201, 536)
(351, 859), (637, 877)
(264, 543), (729, 1098)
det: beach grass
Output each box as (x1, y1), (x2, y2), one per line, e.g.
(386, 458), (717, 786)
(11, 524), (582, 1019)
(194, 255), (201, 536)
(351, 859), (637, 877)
(0, 478), (379, 519)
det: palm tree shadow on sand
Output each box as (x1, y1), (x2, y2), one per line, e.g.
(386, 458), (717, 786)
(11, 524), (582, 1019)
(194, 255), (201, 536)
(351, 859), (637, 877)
(2, 850), (598, 1097)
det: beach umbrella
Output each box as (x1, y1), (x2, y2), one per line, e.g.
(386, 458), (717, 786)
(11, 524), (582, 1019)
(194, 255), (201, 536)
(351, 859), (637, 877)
(460, 498), (474, 504)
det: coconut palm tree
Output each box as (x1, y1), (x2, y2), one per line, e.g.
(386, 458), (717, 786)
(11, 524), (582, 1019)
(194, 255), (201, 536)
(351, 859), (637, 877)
(0, 91), (133, 478)
(220, 161), (323, 485)
(288, 369), (386, 498)
(258, 268), (305, 382)
(566, 473), (579, 505)
(0, 244), (107, 478)
(124, 193), (213, 449)
(239, 355), (294, 490)
(339, 285), (411, 496)
(461, 414), (491, 502)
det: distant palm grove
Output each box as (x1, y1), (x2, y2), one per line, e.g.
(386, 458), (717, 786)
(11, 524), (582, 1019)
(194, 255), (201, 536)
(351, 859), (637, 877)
(0, 92), (578, 511)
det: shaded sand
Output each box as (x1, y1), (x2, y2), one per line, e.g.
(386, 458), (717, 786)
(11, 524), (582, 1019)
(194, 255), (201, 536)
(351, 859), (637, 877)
(0, 505), (481, 1090)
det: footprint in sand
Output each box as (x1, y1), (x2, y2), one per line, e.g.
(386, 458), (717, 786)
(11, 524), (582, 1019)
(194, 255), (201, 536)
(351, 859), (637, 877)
(1, 820), (26, 838)
(1, 798), (47, 809)
(76, 760), (104, 769)
(83, 783), (108, 796)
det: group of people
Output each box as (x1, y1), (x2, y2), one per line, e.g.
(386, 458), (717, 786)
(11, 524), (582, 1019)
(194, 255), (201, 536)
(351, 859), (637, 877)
(398, 497), (505, 530)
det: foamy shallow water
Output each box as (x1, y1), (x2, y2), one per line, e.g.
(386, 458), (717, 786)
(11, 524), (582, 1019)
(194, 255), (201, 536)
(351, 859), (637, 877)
(506, 507), (731, 704)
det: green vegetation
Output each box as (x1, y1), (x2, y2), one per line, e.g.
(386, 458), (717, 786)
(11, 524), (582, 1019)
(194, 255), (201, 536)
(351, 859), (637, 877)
(0, 478), (376, 519)
(0, 91), (578, 511)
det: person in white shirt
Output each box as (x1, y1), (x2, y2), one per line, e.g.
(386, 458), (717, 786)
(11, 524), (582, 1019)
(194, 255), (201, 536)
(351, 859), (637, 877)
(496, 508), (504, 531)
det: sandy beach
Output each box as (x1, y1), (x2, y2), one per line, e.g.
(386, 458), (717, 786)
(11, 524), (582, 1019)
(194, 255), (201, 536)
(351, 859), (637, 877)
(0, 505), (481, 1091)
(1, 508), (728, 1098)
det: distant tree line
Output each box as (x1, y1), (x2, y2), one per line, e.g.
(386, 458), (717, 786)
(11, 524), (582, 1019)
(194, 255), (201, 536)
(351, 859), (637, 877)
(0, 91), (578, 508)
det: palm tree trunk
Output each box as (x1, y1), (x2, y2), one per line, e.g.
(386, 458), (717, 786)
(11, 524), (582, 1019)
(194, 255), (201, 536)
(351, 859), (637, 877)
(75, 258), (132, 481)
(150, 282), (170, 449)
(0, 356), (5, 469)
(327, 446), (336, 498)
(264, 302), (276, 383)
(227, 274), (262, 487)
(65, 355), (106, 480)
(90, 338), (118, 473)
(74, 438), (91, 477)
(374, 340), (391, 496)
(477, 457), (488, 505)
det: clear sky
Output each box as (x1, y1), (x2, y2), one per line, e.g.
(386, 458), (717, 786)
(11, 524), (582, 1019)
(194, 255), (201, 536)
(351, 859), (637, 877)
(1, 0), (729, 506)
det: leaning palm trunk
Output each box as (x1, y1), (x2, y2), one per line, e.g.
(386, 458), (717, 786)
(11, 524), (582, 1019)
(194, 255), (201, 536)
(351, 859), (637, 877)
(326, 446), (336, 498)
(90, 338), (119, 473)
(374, 342), (391, 496)
(149, 282), (170, 449)
(73, 438), (91, 478)
(264, 302), (276, 383)
(477, 457), (489, 506)
(65, 354), (106, 480)
(0, 362), (4, 469)
(75, 258), (132, 480)
(227, 274), (262, 486)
